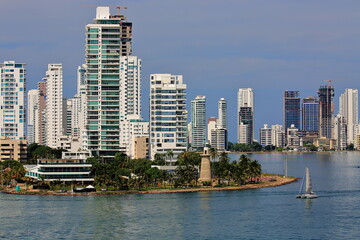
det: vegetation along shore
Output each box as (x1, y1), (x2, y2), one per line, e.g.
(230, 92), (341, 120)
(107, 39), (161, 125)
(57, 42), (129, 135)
(1, 150), (298, 196)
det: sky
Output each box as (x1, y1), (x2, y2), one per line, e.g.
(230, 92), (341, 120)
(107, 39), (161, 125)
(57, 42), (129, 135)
(1, 0), (360, 142)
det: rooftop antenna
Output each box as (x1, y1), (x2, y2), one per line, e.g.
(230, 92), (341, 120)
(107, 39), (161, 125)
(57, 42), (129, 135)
(323, 79), (347, 87)
(82, 5), (128, 16)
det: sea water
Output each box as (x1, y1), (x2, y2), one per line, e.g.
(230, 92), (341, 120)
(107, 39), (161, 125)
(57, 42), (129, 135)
(1, 152), (360, 239)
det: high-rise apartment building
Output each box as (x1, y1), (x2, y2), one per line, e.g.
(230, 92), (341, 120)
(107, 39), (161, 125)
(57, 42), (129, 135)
(65, 99), (73, 136)
(0, 61), (26, 140)
(284, 91), (300, 130)
(286, 124), (301, 148)
(126, 115), (149, 159)
(35, 81), (47, 145)
(217, 98), (227, 130)
(334, 115), (347, 150)
(302, 96), (319, 132)
(27, 89), (39, 144)
(271, 124), (285, 147)
(238, 88), (254, 144)
(191, 96), (206, 150)
(318, 85), (334, 139)
(84, 7), (141, 158)
(339, 89), (358, 145)
(149, 74), (187, 160)
(207, 117), (217, 144)
(260, 124), (272, 146)
(210, 128), (228, 151)
(44, 64), (64, 148)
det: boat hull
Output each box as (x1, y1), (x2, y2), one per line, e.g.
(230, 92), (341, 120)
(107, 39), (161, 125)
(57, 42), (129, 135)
(297, 193), (318, 199)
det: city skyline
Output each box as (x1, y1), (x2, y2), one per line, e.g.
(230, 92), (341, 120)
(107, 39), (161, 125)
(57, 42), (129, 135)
(2, 1), (360, 141)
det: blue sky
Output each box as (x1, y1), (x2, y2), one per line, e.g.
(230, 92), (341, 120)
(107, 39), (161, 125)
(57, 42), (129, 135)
(1, 0), (360, 142)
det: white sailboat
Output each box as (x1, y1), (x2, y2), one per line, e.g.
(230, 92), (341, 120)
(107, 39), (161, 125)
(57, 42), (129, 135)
(296, 167), (318, 199)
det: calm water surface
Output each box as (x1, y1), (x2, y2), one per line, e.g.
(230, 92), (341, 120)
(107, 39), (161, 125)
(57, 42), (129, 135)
(1, 152), (360, 239)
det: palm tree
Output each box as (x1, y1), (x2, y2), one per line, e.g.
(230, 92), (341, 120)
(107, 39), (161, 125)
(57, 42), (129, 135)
(209, 148), (218, 162)
(176, 151), (201, 186)
(218, 152), (230, 184)
(154, 153), (166, 166)
(249, 160), (261, 182)
(239, 154), (251, 183)
(166, 150), (174, 165)
(219, 152), (230, 162)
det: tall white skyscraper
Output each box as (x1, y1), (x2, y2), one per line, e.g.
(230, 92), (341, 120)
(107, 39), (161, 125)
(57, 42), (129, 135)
(339, 89), (358, 145)
(149, 74), (187, 160)
(44, 64), (64, 148)
(84, 7), (141, 158)
(191, 96), (206, 150)
(271, 124), (285, 147)
(237, 88), (254, 144)
(217, 98), (227, 130)
(120, 56), (142, 153)
(334, 115), (347, 150)
(77, 64), (87, 140)
(27, 89), (39, 143)
(35, 81), (47, 145)
(0, 61), (26, 140)
(207, 117), (217, 144)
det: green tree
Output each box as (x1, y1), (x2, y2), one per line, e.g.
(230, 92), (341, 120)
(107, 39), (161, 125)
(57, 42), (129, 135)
(217, 152), (231, 185)
(175, 151), (201, 186)
(347, 144), (355, 151)
(166, 150), (174, 165)
(132, 158), (152, 190)
(209, 148), (218, 162)
(0, 160), (26, 184)
(227, 142), (234, 151)
(154, 153), (166, 165)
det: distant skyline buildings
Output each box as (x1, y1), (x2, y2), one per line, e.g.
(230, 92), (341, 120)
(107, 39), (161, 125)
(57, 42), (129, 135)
(206, 98), (228, 151)
(4, 4), (360, 156)
(259, 124), (272, 146)
(4, 2), (360, 145)
(35, 81), (47, 145)
(318, 85), (335, 139)
(191, 96), (206, 150)
(302, 96), (319, 133)
(217, 98), (227, 130)
(237, 88), (254, 144)
(334, 114), (347, 150)
(283, 90), (300, 131)
(339, 89), (358, 145)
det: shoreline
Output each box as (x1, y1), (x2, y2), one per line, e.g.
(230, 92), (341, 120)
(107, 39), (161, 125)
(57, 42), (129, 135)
(1, 175), (298, 196)
(227, 151), (358, 154)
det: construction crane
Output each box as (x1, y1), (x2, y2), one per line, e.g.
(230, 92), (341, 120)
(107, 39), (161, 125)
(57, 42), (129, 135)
(323, 79), (347, 86)
(82, 5), (128, 15)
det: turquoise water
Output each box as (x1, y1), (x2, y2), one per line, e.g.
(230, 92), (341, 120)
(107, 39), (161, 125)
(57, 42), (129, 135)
(1, 152), (360, 239)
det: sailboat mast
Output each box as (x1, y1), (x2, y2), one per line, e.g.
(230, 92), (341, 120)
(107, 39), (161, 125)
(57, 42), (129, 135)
(305, 167), (313, 194)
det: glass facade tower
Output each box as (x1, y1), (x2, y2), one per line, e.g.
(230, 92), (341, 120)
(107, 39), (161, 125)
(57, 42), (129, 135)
(283, 91), (300, 131)
(302, 97), (319, 132)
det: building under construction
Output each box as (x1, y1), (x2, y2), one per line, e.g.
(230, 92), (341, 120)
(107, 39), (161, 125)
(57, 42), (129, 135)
(318, 85), (335, 139)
